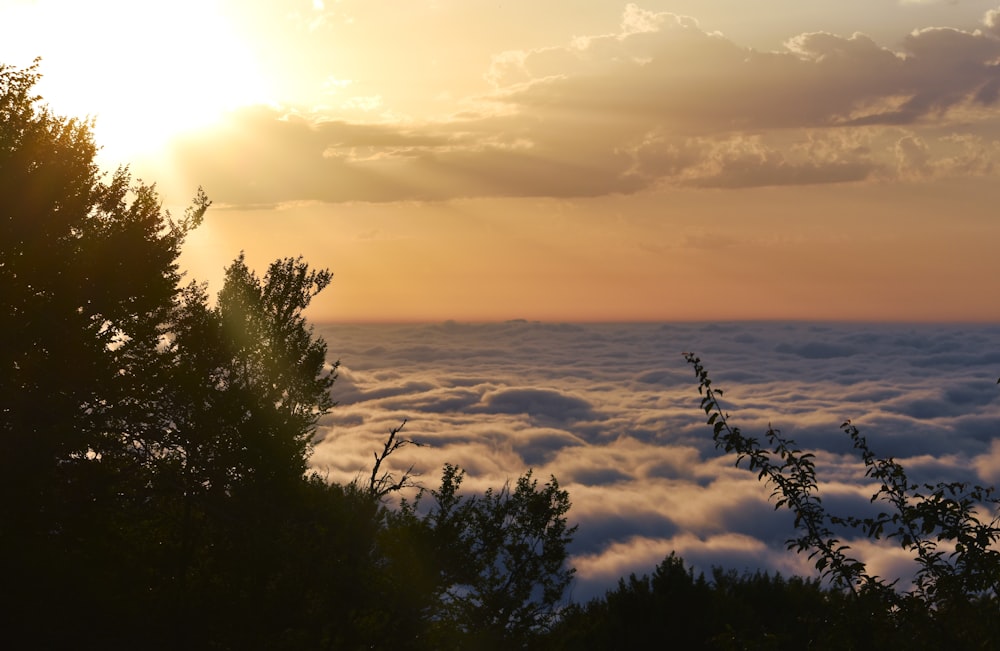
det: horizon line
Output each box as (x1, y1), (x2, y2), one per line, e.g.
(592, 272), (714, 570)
(311, 317), (1000, 326)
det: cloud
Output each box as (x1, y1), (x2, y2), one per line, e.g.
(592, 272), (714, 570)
(974, 439), (1000, 485)
(331, 366), (438, 405)
(495, 22), (897, 131)
(775, 341), (859, 359)
(311, 322), (1000, 600)
(509, 428), (586, 466)
(167, 6), (1000, 205)
(480, 387), (595, 422)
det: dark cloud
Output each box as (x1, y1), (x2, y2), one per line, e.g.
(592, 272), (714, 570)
(886, 381), (998, 419)
(633, 369), (686, 385)
(481, 387), (595, 423)
(571, 512), (679, 556)
(510, 429), (585, 466)
(775, 341), (859, 359)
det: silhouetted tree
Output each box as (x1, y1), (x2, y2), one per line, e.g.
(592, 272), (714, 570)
(0, 59), (209, 644)
(0, 60), (344, 647)
(550, 551), (910, 650)
(2, 59), (582, 650)
(392, 464), (577, 649)
(682, 352), (1000, 647)
(133, 254), (338, 644)
(162, 253), (335, 496)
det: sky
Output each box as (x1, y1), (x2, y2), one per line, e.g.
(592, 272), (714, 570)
(4, 0), (1000, 321)
(313, 321), (1000, 600)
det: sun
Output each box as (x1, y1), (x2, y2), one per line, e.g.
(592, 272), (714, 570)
(4, 0), (270, 165)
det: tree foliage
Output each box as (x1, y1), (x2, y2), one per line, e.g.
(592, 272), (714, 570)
(166, 253), (336, 496)
(1, 60), (577, 649)
(1, 59), (212, 642)
(1, 58), (207, 500)
(682, 352), (1000, 647)
(552, 553), (843, 651)
(380, 464), (577, 649)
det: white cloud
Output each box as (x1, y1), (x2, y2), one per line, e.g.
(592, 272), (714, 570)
(310, 322), (1000, 599)
(974, 439), (1000, 485)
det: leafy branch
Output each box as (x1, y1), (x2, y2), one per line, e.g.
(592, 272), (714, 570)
(684, 352), (1000, 617)
(683, 353), (877, 595)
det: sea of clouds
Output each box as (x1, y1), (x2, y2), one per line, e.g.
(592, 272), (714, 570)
(309, 321), (1000, 602)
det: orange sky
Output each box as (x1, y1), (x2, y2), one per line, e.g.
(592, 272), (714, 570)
(5, 0), (1000, 321)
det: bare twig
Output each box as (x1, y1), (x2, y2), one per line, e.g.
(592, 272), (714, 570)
(368, 419), (425, 499)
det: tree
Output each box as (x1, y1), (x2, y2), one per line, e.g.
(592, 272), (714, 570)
(138, 254), (337, 644)
(0, 60), (343, 647)
(0, 58), (207, 504)
(550, 554), (840, 650)
(1, 59), (582, 649)
(393, 464), (577, 649)
(683, 352), (1000, 647)
(164, 253), (336, 497)
(0, 59), (210, 643)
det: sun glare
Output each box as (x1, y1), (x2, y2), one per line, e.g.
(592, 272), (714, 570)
(6, 0), (269, 165)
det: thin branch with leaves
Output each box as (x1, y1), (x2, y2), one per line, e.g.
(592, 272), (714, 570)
(684, 353), (884, 595)
(684, 352), (1000, 621)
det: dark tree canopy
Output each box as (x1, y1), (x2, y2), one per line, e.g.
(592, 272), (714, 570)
(167, 253), (336, 495)
(388, 464), (577, 649)
(0, 59), (343, 646)
(1, 60), (207, 493)
(0, 61), (578, 650)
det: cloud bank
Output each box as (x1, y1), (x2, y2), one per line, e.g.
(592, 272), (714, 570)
(169, 5), (1000, 205)
(310, 321), (1000, 600)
